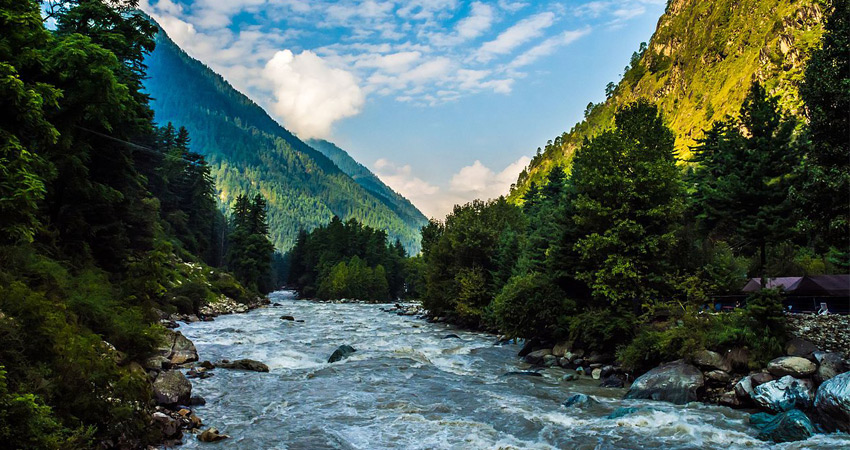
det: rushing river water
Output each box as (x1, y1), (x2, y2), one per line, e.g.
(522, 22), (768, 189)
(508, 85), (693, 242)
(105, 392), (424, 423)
(177, 290), (849, 449)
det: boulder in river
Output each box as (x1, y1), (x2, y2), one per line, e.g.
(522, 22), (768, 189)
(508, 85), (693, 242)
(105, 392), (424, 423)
(692, 349), (730, 372)
(442, 334), (461, 340)
(280, 315), (295, 321)
(543, 354), (558, 367)
(766, 356), (817, 378)
(152, 412), (182, 439)
(607, 407), (640, 420)
(624, 360), (704, 405)
(563, 393), (598, 409)
(785, 337), (818, 358)
(814, 352), (848, 383)
(591, 368), (602, 380)
(328, 344), (357, 363)
(814, 371), (850, 432)
(217, 359), (269, 372)
(170, 332), (199, 365)
(503, 371), (542, 377)
(152, 370), (192, 406)
(562, 373), (578, 382)
(600, 374), (625, 388)
(523, 349), (552, 365)
(752, 375), (814, 412)
(198, 428), (230, 443)
(751, 410), (814, 443)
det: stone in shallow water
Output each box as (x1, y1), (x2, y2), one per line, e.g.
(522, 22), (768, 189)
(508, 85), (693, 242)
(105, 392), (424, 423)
(198, 427), (230, 442)
(523, 349), (552, 365)
(751, 410), (814, 443)
(814, 371), (850, 432)
(328, 344), (357, 363)
(752, 375), (813, 412)
(563, 393), (598, 408)
(624, 360), (704, 405)
(217, 358), (269, 372)
(607, 407), (640, 419)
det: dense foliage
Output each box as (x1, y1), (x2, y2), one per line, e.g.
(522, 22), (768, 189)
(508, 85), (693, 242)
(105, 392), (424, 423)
(419, 2), (849, 370)
(143, 28), (427, 253)
(287, 217), (407, 301)
(226, 194), (275, 294)
(0, 1), (266, 446)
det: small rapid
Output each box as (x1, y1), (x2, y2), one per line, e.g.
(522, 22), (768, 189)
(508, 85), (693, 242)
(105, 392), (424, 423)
(176, 291), (850, 449)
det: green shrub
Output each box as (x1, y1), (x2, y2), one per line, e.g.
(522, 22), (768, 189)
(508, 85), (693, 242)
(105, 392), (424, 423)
(212, 272), (249, 303)
(492, 272), (575, 341)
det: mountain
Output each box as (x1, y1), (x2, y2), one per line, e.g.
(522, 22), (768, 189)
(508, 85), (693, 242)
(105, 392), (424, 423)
(510, 0), (825, 200)
(307, 139), (429, 226)
(142, 25), (426, 252)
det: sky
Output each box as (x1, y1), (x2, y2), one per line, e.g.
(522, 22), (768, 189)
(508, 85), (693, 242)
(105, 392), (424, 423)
(139, 0), (667, 218)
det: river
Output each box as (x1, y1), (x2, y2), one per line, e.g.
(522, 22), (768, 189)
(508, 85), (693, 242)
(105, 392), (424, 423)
(176, 290), (849, 449)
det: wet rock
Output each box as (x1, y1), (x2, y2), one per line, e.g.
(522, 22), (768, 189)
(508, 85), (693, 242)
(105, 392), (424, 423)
(767, 356), (817, 378)
(328, 344), (357, 363)
(442, 334), (461, 340)
(280, 315), (295, 321)
(624, 360), (704, 405)
(751, 410), (814, 443)
(575, 366), (586, 376)
(152, 370), (192, 406)
(543, 354), (558, 367)
(563, 393), (598, 408)
(734, 376), (754, 399)
(591, 368), (602, 380)
(573, 358), (585, 367)
(189, 395), (206, 406)
(523, 349), (552, 365)
(198, 428), (230, 442)
(751, 372), (774, 386)
(607, 407), (640, 419)
(693, 350), (731, 372)
(705, 370), (731, 384)
(814, 371), (850, 432)
(552, 341), (570, 357)
(752, 375), (814, 412)
(785, 337), (818, 358)
(558, 357), (571, 368)
(170, 332), (198, 365)
(217, 359), (269, 372)
(199, 360), (215, 370)
(186, 369), (214, 379)
(718, 390), (741, 407)
(562, 373), (579, 382)
(152, 412), (182, 439)
(503, 371), (542, 377)
(814, 352), (848, 383)
(600, 374), (625, 388)
(600, 365), (616, 379)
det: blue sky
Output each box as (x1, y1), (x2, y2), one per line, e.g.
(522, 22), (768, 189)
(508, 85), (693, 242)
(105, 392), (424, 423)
(140, 0), (666, 218)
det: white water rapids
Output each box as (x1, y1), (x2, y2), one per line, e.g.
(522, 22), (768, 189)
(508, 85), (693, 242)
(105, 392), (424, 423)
(175, 290), (850, 449)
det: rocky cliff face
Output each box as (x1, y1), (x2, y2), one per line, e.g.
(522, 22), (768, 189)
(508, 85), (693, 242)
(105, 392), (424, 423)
(511, 0), (826, 201)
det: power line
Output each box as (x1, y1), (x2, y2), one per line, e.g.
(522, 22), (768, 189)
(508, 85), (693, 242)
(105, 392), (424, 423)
(75, 125), (205, 166)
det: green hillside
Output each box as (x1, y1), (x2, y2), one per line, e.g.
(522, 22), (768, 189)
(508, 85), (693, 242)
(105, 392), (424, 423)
(307, 139), (429, 227)
(510, 0), (826, 201)
(143, 26), (424, 252)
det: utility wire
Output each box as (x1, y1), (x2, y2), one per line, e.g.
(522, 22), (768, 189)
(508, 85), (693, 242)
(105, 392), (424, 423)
(75, 125), (205, 166)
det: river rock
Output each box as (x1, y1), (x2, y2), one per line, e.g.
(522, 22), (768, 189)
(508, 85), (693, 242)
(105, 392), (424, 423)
(189, 395), (206, 406)
(814, 371), (850, 432)
(143, 355), (171, 372)
(562, 373), (578, 382)
(523, 349), (552, 365)
(563, 393), (598, 408)
(280, 315), (295, 321)
(558, 357), (571, 368)
(152, 412), (181, 439)
(442, 334), (461, 340)
(705, 370), (731, 384)
(575, 366), (586, 376)
(734, 376), (754, 399)
(153, 370), (192, 406)
(217, 359), (269, 372)
(170, 332), (199, 365)
(592, 368), (602, 380)
(552, 341), (570, 357)
(766, 356), (817, 378)
(814, 352), (848, 383)
(693, 350), (730, 372)
(503, 371), (542, 377)
(518, 338), (541, 357)
(328, 344), (357, 363)
(752, 410), (814, 443)
(543, 354), (558, 367)
(786, 338), (819, 359)
(624, 360), (704, 405)
(751, 372), (774, 386)
(600, 374), (625, 388)
(752, 375), (814, 412)
(198, 428), (230, 442)
(607, 407), (640, 419)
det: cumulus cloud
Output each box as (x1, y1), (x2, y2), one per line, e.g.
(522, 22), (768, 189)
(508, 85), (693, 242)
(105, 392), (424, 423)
(263, 50), (365, 139)
(374, 156), (530, 218)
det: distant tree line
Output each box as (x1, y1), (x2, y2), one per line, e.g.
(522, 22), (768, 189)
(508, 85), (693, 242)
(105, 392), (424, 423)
(418, 1), (848, 373)
(287, 217), (408, 301)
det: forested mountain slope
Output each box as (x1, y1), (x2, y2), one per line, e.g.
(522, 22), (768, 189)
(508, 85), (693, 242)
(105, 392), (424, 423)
(511, 0), (825, 200)
(143, 26), (424, 252)
(307, 139), (429, 226)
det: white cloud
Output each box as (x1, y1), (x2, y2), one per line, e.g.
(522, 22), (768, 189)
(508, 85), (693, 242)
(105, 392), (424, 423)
(507, 27), (591, 69)
(475, 12), (555, 62)
(263, 50), (365, 139)
(374, 156), (530, 218)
